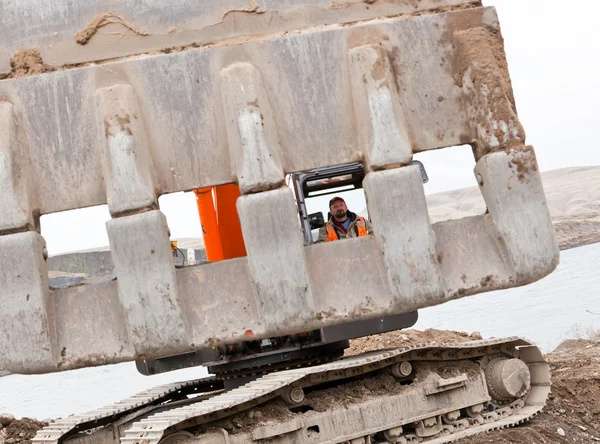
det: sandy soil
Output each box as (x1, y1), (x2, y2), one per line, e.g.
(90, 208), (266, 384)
(0, 417), (47, 444)
(345, 328), (483, 355)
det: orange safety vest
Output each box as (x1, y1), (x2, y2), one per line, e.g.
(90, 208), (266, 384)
(325, 216), (368, 242)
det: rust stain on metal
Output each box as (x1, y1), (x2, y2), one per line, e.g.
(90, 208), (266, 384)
(104, 113), (132, 137)
(315, 307), (338, 321)
(507, 145), (538, 183)
(451, 274), (500, 299)
(479, 274), (493, 287)
(75, 12), (150, 45)
(454, 287), (467, 297)
(57, 352), (127, 370)
(370, 54), (386, 82)
(409, 260), (420, 280)
(348, 303), (376, 318)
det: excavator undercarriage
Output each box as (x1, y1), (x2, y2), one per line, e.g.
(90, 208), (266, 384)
(34, 338), (550, 444)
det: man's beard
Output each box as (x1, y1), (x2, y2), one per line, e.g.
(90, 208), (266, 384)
(335, 210), (346, 219)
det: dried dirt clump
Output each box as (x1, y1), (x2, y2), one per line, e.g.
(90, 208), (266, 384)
(453, 26), (525, 158)
(75, 12), (150, 45)
(413, 1), (482, 16)
(306, 372), (407, 412)
(345, 328), (483, 356)
(202, 399), (295, 435)
(0, 416), (48, 444)
(1, 49), (54, 79)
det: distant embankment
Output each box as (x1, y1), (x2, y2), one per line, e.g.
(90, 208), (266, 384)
(426, 166), (600, 251)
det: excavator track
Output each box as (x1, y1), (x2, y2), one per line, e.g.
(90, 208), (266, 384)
(33, 337), (550, 444)
(32, 378), (223, 444)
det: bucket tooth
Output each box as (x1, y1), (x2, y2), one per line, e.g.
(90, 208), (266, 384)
(221, 63), (313, 331)
(95, 84), (157, 217)
(450, 23), (558, 281)
(220, 63), (285, 194)
(363, 166), (443, 308)
(106, 210), (189, 357)
(0, 101), (36, 233)
(348, 44), (412, 170)
(475, 147), (559, 281)
(237, 188), (316, 331)
(0, 231), (56, 373)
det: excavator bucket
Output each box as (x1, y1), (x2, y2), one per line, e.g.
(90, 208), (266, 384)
(0, 0), (558, 374)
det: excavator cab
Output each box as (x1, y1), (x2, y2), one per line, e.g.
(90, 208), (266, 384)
(292, 161), (429, 243)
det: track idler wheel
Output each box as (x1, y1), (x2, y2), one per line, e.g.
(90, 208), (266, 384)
(391, 361), (413, 378)
(486, 358), (531, 400)
(281, 386), (305, 405)
(159, 431), (195, 444)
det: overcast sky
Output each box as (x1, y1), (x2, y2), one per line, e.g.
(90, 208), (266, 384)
(41, 0), (600, 255)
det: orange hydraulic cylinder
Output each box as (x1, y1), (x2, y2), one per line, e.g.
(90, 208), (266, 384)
(193, 188), (224, 262)
(193, 184), (247, 262)
(214, 184), (247, 259)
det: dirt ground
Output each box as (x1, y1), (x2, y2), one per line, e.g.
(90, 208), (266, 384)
(0, 417), (47, 444)
(345, 328), (484, 356)
(1, 329), (598, 444)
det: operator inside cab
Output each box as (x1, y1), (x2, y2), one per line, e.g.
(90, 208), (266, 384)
(315, 196), (373, 243)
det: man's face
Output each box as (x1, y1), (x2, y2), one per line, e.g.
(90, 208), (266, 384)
(330, 200), (348, 219)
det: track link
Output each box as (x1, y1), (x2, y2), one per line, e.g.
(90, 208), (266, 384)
(33, 378), (222, 444)
(33, 338), (550, 444)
